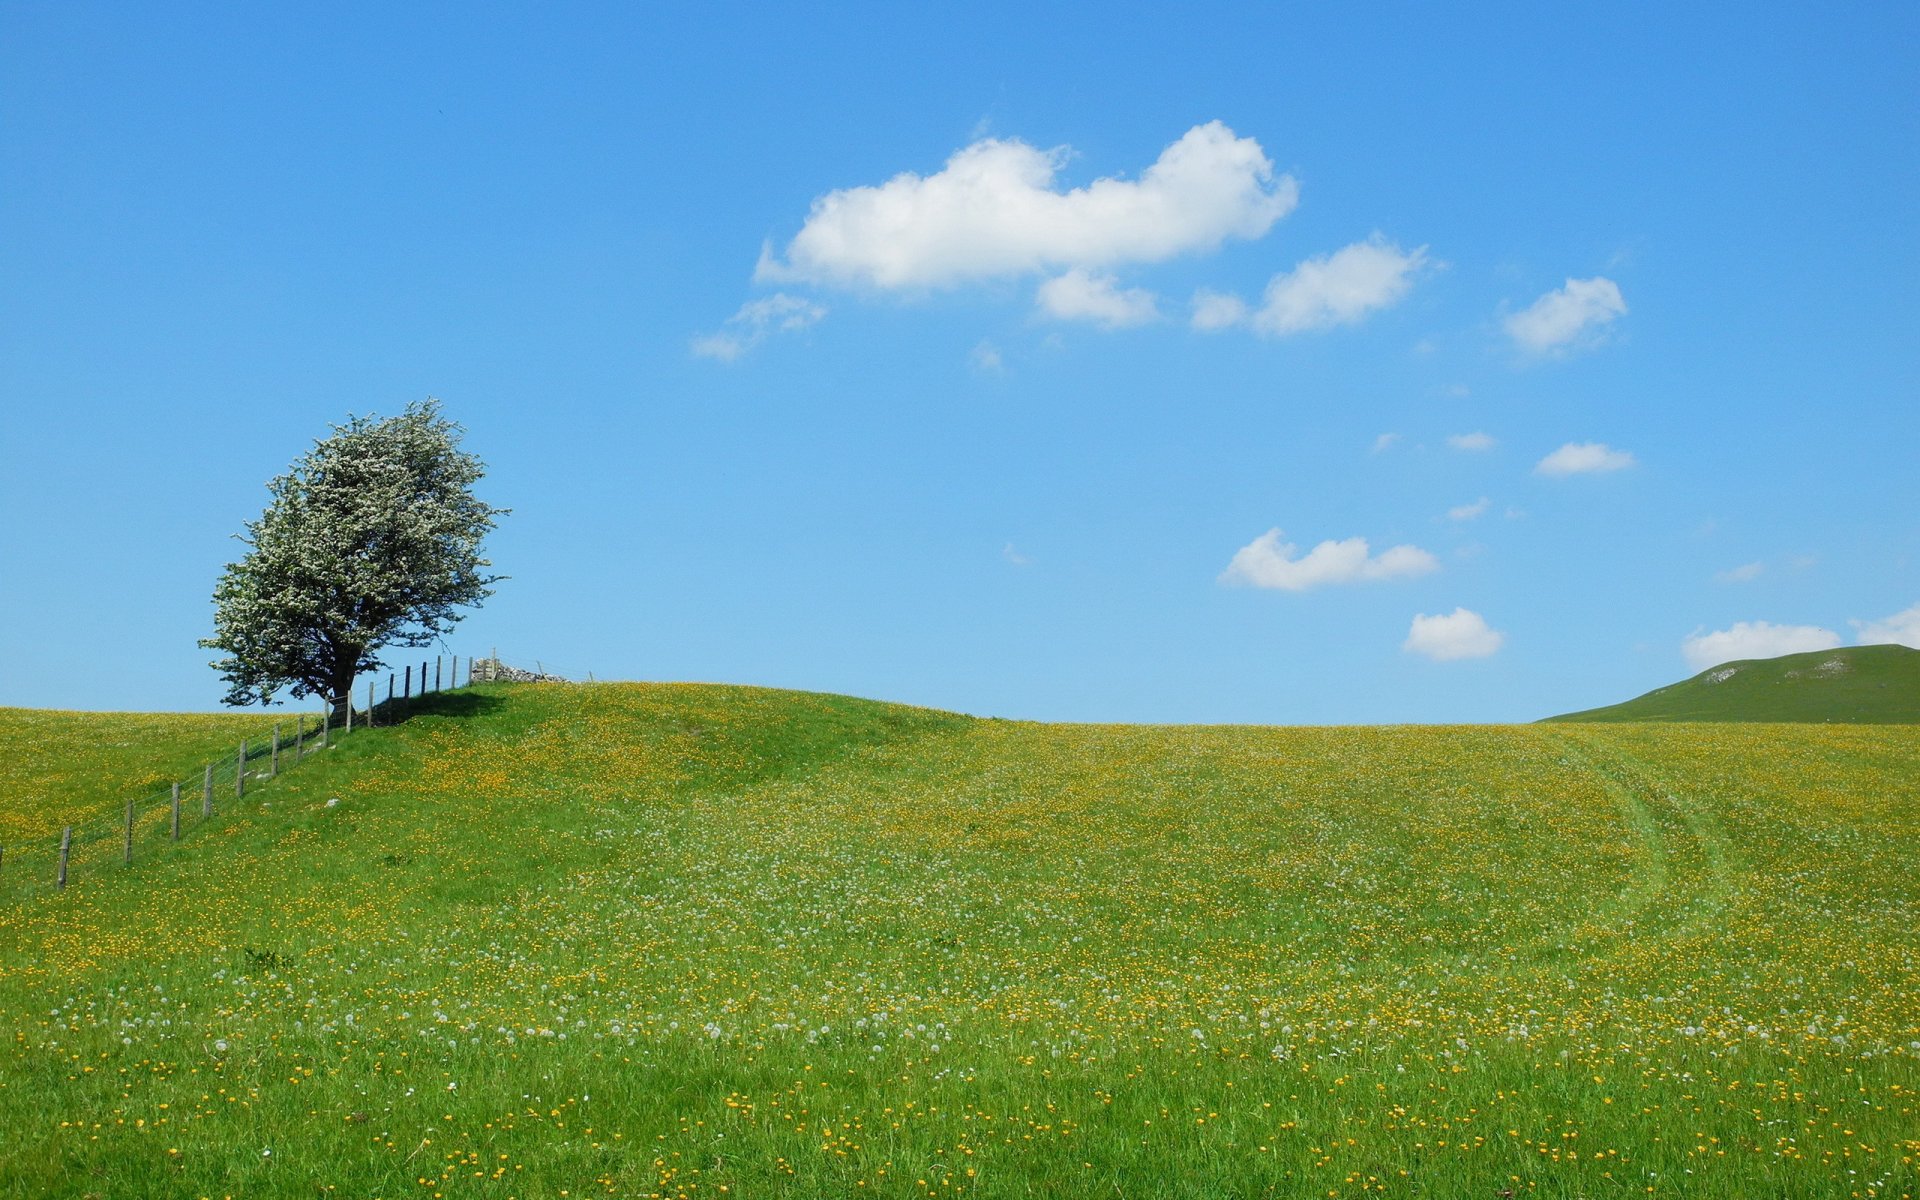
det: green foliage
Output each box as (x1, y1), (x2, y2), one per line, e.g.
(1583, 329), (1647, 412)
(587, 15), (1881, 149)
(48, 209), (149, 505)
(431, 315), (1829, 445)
(201, 400), (505, 707)
(1544, 643), (1920, 723)
(2, 684), (1915, 1197)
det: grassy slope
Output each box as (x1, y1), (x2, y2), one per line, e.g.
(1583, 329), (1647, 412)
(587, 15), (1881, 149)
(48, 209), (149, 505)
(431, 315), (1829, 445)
(0, 683), (1915, 1199)
(1544, 643), (1920, 723)
(0, 707), (318, 846)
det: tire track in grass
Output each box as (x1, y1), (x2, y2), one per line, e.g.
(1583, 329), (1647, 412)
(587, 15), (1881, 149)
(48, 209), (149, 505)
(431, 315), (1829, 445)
(1541, 726), (1737, 949)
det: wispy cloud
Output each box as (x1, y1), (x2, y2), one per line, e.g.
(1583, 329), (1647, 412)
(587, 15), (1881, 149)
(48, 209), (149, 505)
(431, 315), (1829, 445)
(1446, 431), (1495, 452)
(1715, 562), (1765, 584)
(1371, 432), (1402, 454)
(1535, 441), (1636, 476)
(1197, 236), (1428, 336)
(969, 340), (1004, 372)
(1505, 276), (1626, 355)
(1403, 608), (1504, 661)
(1447, 497), (1491, 522)
(1221, 529), (1438, 591)
(1190, 289), (1249, 331)
(1035, 269), (1159, 328)
(1853, 602), (1920, 648)
(691, 294), (827, 362)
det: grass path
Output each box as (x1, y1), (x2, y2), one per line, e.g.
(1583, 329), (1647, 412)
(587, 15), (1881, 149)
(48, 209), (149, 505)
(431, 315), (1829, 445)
(1539, 727), (1738, 948)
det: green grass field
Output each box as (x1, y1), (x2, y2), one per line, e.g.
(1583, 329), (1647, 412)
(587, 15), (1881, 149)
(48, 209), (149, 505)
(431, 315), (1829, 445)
(0, 707), (300, 843)
(1, 683), (1915, 1198)
(1545, 644), (1920, 724)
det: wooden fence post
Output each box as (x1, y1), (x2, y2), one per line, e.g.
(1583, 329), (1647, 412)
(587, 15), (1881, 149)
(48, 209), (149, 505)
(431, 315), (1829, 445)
(124, 801), (135, 863)
(203, 763), (213, 816)
(403, 665), (411, 701)
(388, 673), (395, 706)
(435, 656), (442, 692)
(344, 694), (353, 734)
(295, 714), (306, 760)
(368, 680), (377, 727)
(57, 827), (71, 889)
(272, 724), (281, 776)
(236, 741), (247, 800)
(171, 783), (181, 841)
(321, 705), (331, 748)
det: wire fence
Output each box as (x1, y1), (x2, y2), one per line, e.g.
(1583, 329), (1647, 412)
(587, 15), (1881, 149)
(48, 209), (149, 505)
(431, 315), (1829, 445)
(0, 652), (572, 903)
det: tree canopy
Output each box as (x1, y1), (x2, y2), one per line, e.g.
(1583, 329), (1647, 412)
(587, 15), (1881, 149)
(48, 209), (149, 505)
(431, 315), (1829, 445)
(202, 399), (506, 709)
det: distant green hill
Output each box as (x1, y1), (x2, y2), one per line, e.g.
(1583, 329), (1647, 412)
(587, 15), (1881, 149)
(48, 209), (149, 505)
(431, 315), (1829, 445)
(1544, 643), (1920, 723)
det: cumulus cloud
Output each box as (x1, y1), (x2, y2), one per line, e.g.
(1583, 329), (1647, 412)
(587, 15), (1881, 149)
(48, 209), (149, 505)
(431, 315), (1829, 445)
(1504, 276), (1626, 354)
(1199, 237), (1428, 337)
(1403, 608), (1504, 661)
(1853, 602), (1920, 648)
(1190, 288), (1249, 331)
(1535, 441), (1636, 476)
(1715, 562), (1765, 584)
(691, 294), (826, 361)
(1447, 497), (1491, 521)
(1681, 621), (1842, 671)
(1035, 269), (1159, 327)
(1220, 529), (1438, 591)
(1371, 432), (1402, 454)
(1253, 237), (1428, 334)
(756, 121), (1296, 291)
(1446, 431), (1495, 452)
(969, 340), (1004, 372)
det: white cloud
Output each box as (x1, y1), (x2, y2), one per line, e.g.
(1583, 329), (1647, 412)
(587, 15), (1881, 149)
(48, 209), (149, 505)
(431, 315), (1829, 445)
(969, 340), (1004, 372)
(756, 121), (1296, 290)
(1404, 608), (1504, 661)
(1001, 542), (1031, 567)
(1504, 276), (1626, 354)
(1250, 236), (1428, 335)
(1370, 432), (1401, 454)
(691, 293), (827, 361)
(1446, 431), (1495, 452)
(1220, 529), (1438, 591)
(1681, 621), (1841, 671)
(1715, 562), (1765, 584)
(1853, 602), (1920, 649)
(1035, 268), (1159, 328)
(1534, 441), (1636, 476)
(1190, 288), (1249, 331)
(1447, 497), (1491, 521)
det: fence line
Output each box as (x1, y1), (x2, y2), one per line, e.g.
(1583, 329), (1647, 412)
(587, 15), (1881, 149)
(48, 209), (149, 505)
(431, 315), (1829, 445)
(0, 652), (571, 902)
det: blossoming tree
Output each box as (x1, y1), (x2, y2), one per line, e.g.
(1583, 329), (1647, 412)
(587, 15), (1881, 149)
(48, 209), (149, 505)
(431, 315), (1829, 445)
(202, 399), (506, 713)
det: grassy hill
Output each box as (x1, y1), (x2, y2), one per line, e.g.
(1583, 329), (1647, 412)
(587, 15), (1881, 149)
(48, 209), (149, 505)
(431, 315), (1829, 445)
(1544, 642), (1920, 723)
(1, 682), (1916, 1197)
(0, 707), (308, 847)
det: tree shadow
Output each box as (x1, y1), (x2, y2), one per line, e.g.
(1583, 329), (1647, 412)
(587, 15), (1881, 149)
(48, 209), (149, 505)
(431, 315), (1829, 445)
(371, 690), (508, 725)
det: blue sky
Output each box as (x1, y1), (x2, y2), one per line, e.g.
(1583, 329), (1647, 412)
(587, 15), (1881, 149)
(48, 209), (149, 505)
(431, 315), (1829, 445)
(2, 2), (1915, 722)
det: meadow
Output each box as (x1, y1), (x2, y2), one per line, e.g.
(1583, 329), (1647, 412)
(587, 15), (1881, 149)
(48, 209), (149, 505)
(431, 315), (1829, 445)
(0, 683), (1914, 1198)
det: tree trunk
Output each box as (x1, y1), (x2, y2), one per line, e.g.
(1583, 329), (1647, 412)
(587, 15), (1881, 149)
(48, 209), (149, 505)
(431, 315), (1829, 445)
(327, 657), (359, 724)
